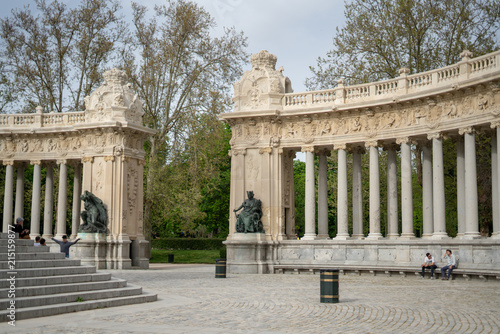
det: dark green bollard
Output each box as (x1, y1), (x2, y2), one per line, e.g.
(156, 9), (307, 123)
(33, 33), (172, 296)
(215, 258), (226, 278)
(320, 269), (339, 303)
(168, 254), (174, 263)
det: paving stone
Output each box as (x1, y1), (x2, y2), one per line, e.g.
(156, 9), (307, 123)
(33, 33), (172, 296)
(6, 264), (500, 333)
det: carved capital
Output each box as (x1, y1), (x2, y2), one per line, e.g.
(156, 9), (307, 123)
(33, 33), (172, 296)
(104, 155), (115, 162)
(30, 160), (42, 165)
(458, 127), (475, 135)
(427, 132), (441, 140)
(56, 159), (67, 165)
(301, 146), (315, 153)
(490, 121), (500, 129)
(82, 156), (94, 164)
(231, 148), (247, 156)
(2, 160), (14, 166)
(365, 140), (378, 148)
(259, 147), (272, 155)
(396, 137), (410, 145)
(333, 144), (347, 151)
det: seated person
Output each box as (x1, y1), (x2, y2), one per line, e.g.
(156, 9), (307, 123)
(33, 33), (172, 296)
(40, 238), (47, 246)
(13, 217), (30, 239)
(34, 236), (41, 246)
(440, 249), (456, 280)
(420, 252), (437, 279)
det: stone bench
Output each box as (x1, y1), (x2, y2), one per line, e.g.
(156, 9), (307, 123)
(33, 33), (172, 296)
(272, 264), (500, 281)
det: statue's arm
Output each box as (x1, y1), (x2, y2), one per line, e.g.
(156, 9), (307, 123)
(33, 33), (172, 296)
(234, 203), (244, 212)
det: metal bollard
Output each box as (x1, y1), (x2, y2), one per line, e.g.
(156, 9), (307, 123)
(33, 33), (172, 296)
(320, 269), (339, 303)
(215, 258), (226, 278)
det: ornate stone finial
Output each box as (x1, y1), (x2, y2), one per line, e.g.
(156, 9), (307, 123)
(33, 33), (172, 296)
(460, 50), (473, 61)
(399, 67), (410, 76)
(36, 105), (43, 114)
(102, 68), (128, 86)
(337, 78), (345, 87)
(251, 50), (277, 70)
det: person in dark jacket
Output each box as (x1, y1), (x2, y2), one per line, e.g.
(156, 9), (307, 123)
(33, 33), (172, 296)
(51, 235), (80, 258)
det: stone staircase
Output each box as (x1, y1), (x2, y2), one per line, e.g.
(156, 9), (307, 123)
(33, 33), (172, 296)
(0, 233), (157, 322)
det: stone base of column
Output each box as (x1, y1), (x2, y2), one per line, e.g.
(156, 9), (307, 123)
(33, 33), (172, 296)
(431, 232), (451, 240)
(72, 233), (109, 269)
(386, 234), (399, 239)
(42, 234), (53, 240)
(491, 232), (500, 239)
(366, 233), (383, 240)
(226, 233), (270, 274)
(351, 234), (365, 239)
(461, 232), (481, 239)
(334, 234), (351, 240)
(30, 234), (40, 239)
(399, 233), (416, 239)
(421, 233), (433, 239)
(316, 234), (331, 240)
(301, 233), (317, 240)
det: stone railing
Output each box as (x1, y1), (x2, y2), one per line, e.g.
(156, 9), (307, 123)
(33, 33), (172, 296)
(282, 50), (500, 110)
(0, 110), (86, 128)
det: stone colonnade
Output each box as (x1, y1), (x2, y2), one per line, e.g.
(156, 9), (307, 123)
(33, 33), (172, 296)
(221, 49), (500, 274)
(0, 68), (155, 269)
(2, 160), (82, 239)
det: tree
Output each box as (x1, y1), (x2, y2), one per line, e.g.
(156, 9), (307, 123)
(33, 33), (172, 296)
(0, 0), (124, 112)
(306, 0), (500, 89)
(120, 0), (247, 240)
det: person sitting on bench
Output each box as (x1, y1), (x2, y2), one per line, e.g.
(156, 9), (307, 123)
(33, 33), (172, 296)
(420, 252), (437, 279)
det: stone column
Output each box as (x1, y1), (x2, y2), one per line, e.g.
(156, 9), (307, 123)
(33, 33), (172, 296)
(351, 147), (364, 239)
(461, 127), (480, 238)
(456, 137), (465, 237)
(55, 160), (68, 238)
(335, 144), (350, 239)
(317, 151), (329, 239)
(491, 121), (500, 239)
(14, 164), (25, 221)
(43, 163), (54, 238)
(71, 163), (82, 239)
(385, 144), (399, 239)
(398, 138), (414, 238)
(30, 160), (42, 237)
(2, 161), (15, 232)
(421, 142), (433, 238)
(366, 141), (382, 239)
(302, 146), (316, 240)
(429, 133), (448, 238)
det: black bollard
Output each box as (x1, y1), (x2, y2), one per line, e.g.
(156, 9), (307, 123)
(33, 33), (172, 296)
(320, 269), (339, 303)
(215, 258), (226, 278)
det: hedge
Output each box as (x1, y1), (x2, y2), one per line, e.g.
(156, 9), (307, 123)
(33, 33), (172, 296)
(151, 238), (225, 250)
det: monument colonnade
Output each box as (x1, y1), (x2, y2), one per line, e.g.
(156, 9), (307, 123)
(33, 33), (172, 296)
(221, 49), (500, 274)
(0, 69), (154, 269)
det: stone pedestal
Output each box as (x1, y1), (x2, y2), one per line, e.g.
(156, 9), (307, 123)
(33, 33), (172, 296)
(225, 233), (269, 274)
(73, 233), (110, 269)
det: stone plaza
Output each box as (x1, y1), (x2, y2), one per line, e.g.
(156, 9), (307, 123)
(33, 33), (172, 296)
(6, 264), (500, 333)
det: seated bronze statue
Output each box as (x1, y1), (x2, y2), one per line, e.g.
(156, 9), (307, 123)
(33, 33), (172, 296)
(234, 191), (264, 233)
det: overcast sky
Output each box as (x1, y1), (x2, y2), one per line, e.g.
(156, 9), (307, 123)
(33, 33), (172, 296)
(0, 0), (346, 92)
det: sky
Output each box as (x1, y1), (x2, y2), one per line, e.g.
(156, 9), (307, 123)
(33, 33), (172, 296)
(0, 0), (347, 93)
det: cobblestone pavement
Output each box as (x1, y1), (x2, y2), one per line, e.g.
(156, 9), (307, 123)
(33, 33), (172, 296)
(6, 264), (500, 333)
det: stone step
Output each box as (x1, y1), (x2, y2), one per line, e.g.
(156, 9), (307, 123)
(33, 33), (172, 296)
(0, 272), (112, 288)
(0, 252), (66, 261)
(0, 291), (158, 322)
(0, 265), (96, 279)
(0, 245), (50, 254)
(0, 238), (35, 246)
(0, 277), (127, 298)
(0, 284), (143, 309)
(0, 259), (81, 269)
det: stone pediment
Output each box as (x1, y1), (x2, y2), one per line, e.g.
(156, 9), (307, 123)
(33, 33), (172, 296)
(84, 68), (143, 125)
(233, 50), (293, 112)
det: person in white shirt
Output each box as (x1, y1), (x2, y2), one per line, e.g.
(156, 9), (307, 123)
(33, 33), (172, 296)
(34, 236), (41, 246)
(440, 249), (456, 280)
(420, 252), (437, 279)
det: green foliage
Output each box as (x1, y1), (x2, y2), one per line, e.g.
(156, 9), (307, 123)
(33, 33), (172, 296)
(293, 160), (306, 236)
(150, 249), (220, 264)
(219, 247), (227, 259)
(151, 238), (225, 250)
(307, 0), (500, 89)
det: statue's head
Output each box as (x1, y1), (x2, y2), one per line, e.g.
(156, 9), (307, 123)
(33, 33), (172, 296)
(247, 191), (254, 199)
